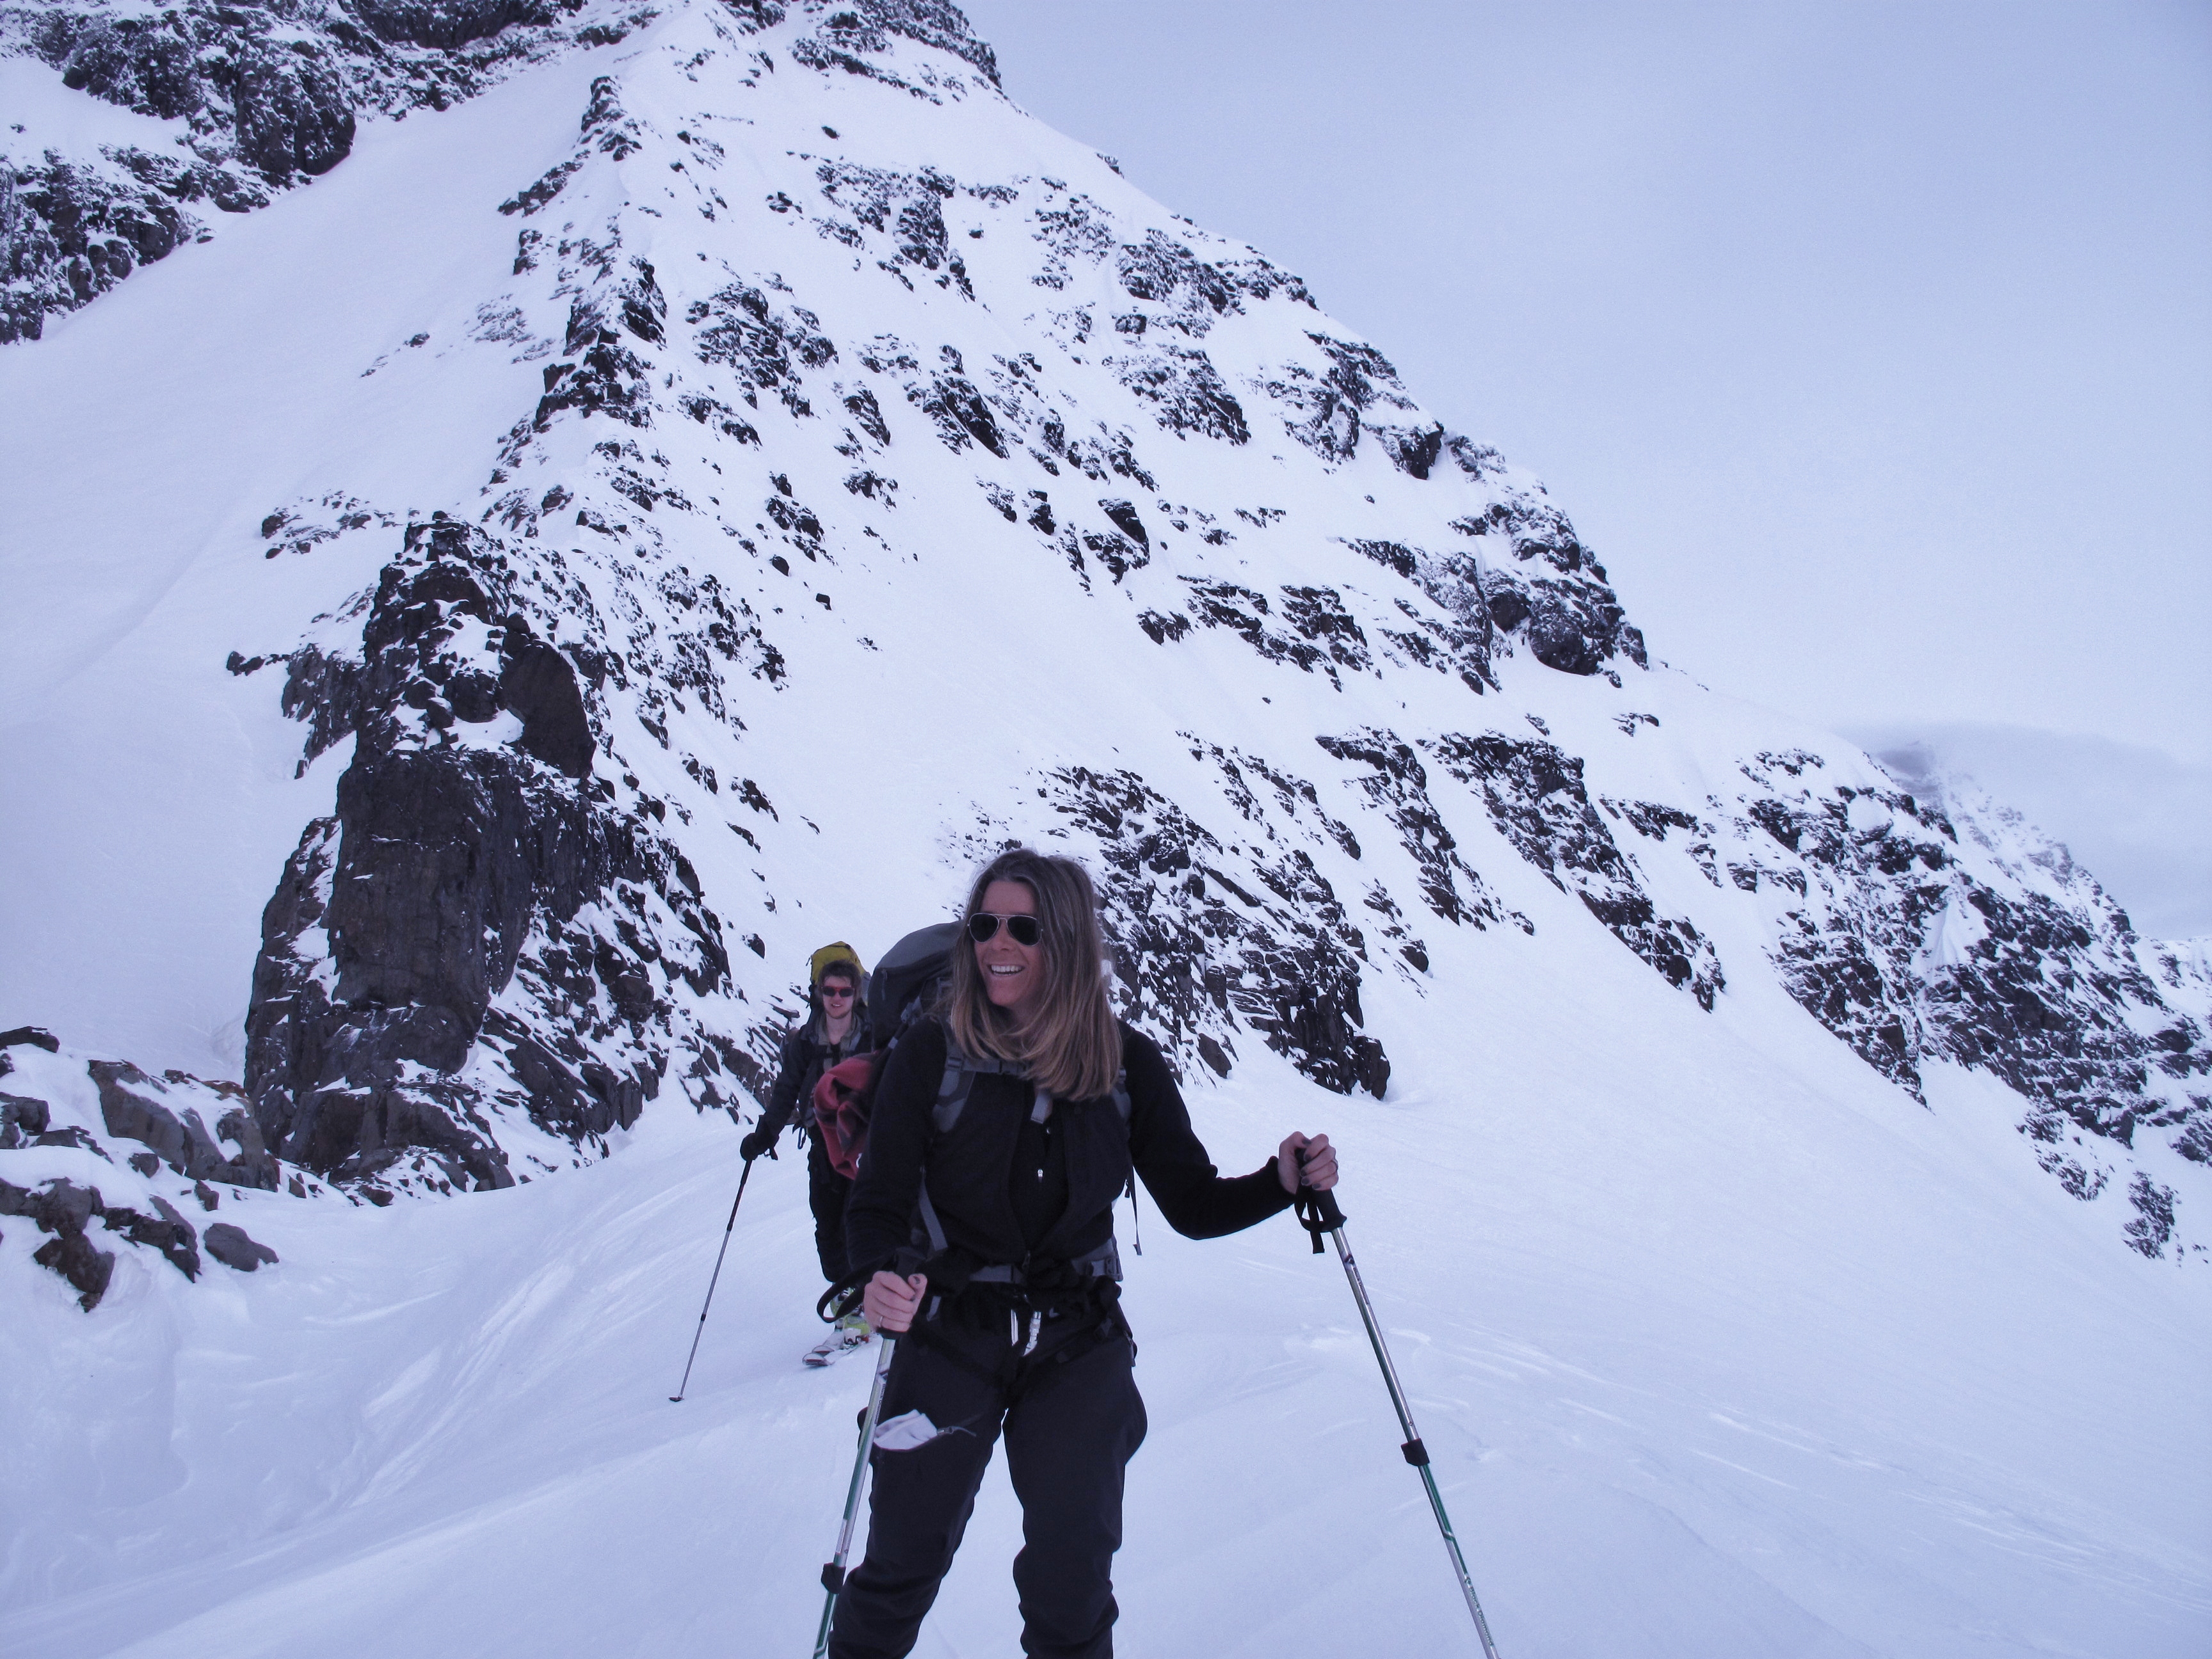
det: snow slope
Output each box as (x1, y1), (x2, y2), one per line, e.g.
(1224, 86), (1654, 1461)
(4, 1011), (2208, 1658)
(3, 3), (2208, 1654)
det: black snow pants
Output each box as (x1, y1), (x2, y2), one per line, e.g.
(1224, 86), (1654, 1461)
(808, 1132), (851, 1285)
(826, 1304), (1147, 1659)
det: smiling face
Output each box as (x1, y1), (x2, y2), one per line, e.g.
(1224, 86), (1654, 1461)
(974, 878), (1045, 1014)
(817, 970), (857, 1036)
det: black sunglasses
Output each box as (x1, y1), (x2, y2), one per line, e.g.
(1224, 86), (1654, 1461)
(967, 911), (1042, 946)
(819, 984), (856, 1000)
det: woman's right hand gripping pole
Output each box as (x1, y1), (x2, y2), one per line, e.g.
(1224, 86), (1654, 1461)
(863, 1271), (929, 1333)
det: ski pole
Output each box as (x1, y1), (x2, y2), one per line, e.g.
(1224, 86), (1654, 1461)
(813, 1333), (898, 1659)
(669, 1156), (755, 1403)
(1298, 1177), (1503, 1658)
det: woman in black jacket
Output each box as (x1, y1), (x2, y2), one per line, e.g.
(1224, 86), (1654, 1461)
(830, 848), (1338, 1659)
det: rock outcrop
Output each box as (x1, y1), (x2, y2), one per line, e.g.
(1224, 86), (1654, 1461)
(244, 518), (735, 1196)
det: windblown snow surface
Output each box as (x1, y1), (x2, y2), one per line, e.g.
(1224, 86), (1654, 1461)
(3, 5), (2207, 1656)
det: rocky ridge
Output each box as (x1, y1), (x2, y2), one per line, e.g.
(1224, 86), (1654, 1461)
(4, 0), (2204, 1271)
(0, 0), (995, 341)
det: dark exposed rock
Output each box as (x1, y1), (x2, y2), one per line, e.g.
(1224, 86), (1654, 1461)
(89, 1061), (278, 1188)
(246, 745), (613, 1189)
(204, 1220), (280, 1271)
(1925, 881), (2161, 1146)
(0, 1173), (99, 1232)
(0, 152), (208, 342)
(1677, 757), (2206, 1241)
(34, 1228), (116, 1309)
(787, 0), (998, 90)
(1278, 588), (1372, 678)
(1, 1175), (114, 1308)
(500, 641), (594, 778)
(1116, 227), (1236, 317)
(1202, 741), (1363, 864)
(764, 488), (827, 557)
(1, 1092), (52, 1148)
(1, 1026), (61, 1053)
(1108, 344), (1249, 444)
(1375, 421), (1444, 479)
(1048, 767), (1388, 1098)
(501, 157), (582, 217)
(2123, 1173), (2176, 1259)
(101, 1194), (200, 1280)
(33, 1125), (109, 1157)
(908, 353), (1005, 456)
(534, 337), (655, 429)
(1098, 500), (1148, 549)
(798, 161), (970, 294)
(1343, 539), (1495, 693)
(1425, 735), (1724, 1009)
(352, 0), (557, 51)
(616, 258), (666, 345)
(693, 281), (837, 417)
(1256, 333), (1423, 467)
(227, 49), (357, 180)
(1180, 580), (1313, 669)
(1445, 495), (1642, 678)
(1176, 579), (1385, 687)
(1315, 730), (1518, 933)
(249, 517), (726, 1193)
(843, 386), (892, 445)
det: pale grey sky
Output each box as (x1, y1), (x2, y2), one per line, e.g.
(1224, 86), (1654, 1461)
(958, 0), (2212, 778)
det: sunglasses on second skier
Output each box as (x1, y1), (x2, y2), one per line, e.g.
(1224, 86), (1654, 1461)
(966, 911), (1042, 947)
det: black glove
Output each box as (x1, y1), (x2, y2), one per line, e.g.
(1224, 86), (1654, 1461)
(739, 1126), (776, 1162)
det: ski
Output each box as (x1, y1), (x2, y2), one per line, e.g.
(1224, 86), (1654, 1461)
(803, 1318), (876, 1368)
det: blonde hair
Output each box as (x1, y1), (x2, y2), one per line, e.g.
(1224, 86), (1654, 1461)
(943, 848), (1122, 1100)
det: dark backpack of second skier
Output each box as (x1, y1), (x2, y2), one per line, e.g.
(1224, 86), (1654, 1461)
(809, 922), (959, 1179)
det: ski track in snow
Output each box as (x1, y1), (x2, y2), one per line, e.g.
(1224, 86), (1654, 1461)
(2, 4), (2208, 1655)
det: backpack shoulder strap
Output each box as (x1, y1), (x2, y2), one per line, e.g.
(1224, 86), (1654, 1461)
(1113, 1064), (1141, 1255)
(933, 1028), (1025, 1134)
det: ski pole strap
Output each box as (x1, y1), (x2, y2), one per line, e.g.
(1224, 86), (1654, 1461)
(1294, 1182), (1346, 1253)
(816, 1264), (874, 1324)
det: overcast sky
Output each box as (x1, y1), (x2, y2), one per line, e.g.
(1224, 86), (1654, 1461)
(956, 0), (2211, 776)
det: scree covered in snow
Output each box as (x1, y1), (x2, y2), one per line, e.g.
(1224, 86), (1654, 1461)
(2, 3), (2207, 1655)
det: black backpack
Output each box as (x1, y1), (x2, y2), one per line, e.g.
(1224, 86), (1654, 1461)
(866, 922), (960, 1043)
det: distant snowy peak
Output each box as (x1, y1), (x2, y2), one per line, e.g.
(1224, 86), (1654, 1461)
(0, 0), (1000, 341)
(3, 0), (2204, 1279)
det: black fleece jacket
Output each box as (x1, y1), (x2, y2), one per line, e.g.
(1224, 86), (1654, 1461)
(844, 1018), (1295, 1279)
(758, 1023), (867, 1142)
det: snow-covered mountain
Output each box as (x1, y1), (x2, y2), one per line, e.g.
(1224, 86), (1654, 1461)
(4, 5), (2208, 1655)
